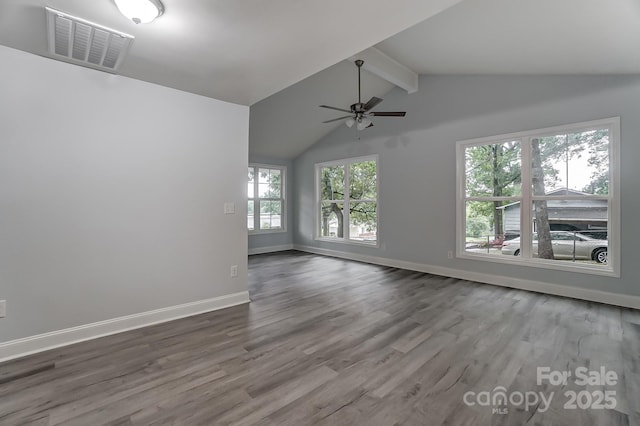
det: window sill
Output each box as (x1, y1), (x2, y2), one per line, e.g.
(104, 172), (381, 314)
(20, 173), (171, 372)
(249, 229), (288, 236)
(316, 237), (379, 248)
(457, 251), (619, 278)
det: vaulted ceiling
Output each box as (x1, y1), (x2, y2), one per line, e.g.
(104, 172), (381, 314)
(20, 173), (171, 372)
(1, 0), (639, 159)
(251, 0), (640, 158)
(0, 0), (462, 105)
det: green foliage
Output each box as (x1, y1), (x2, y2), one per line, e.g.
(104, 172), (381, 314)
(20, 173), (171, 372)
(532, 130), (609, 255)
(465, 141), (521, 234)
(248, 167), (283, 229)
(536, 129), (609, 193)
(259, 168), (281, 199)
(584, 129), (610, 194)
(260, 200), (281, 216)
(321, 165), (345, 200)
(349, 161), (377, 229)
(464, 129), (609, 240)
(320, 161), (377, 237)
(465, 141), (521, 198)
(350, 202), (377, 231)
(258, 168), (282, 214)
(466, 216), (490, 238)
(583, 174), (608, 195)
(349, 160), (376, 200)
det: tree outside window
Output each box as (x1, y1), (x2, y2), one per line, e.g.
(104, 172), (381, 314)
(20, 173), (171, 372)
(248, 165), (285, 233)
(317, 157), (378, 243)
(458, 118), (618, 275)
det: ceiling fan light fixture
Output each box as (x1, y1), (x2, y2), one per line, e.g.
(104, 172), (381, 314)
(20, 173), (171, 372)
(114, 0), (164, 24)
(345, 118), (355, 128)
(356, 117), (372, 131)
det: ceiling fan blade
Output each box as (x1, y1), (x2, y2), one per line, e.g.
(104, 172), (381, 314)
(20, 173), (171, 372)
(370, 111), (406, 117)
(319, 105), (352, 113)
(364, 97), (383, 111)
(322, 115), (353, 123)
(366, 122), (374, 128)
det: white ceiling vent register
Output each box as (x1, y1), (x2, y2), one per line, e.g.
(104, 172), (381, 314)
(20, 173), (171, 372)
(45, 7), (134, 73)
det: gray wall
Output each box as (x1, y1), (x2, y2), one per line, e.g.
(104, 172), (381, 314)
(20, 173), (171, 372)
(0, 46), (249, 342)
(248, 155), (294, 252)
(293, 75), (640, 297)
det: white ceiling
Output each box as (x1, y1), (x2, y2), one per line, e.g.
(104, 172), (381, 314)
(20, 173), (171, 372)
(2, 0), (639, 159)
(0, 0), (462, 105)
(376, 0), (640, 75)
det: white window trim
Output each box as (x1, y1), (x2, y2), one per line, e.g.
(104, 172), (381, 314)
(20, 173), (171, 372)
(248, 163), (287, 235)
(315, 155), (380, 247)
(456, 117), (620, 277)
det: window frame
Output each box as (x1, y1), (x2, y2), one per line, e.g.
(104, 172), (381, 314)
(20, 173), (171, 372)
(456, 117), (620, 277)
(314, 155), (380, 247)
(248, 163), (286, 235)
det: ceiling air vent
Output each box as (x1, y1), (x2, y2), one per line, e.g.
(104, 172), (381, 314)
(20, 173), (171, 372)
(45, 7), (134, 73)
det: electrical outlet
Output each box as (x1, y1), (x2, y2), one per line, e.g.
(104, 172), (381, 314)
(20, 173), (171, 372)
(224, 202), (235, 215)
(447, 251), (454, 259)
(0, 300), (6, 318)
(230, 265), (238, 278)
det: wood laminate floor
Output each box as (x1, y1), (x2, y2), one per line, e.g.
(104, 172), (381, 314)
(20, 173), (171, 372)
(1, 251), (639, 425)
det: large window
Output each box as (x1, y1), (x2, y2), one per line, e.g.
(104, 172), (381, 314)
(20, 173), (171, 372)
(457, 118), (619, 276)
(316, 156), (378, 244)
(248, 164), (285, 233)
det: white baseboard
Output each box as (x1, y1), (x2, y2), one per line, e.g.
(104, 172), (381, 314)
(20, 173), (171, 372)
(293, 245), (640, 310)
(0, 291), (250, 363)
(248, 244), (294, 255)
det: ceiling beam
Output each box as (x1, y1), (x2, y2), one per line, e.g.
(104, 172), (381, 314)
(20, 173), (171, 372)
(350, 47), (419, 94)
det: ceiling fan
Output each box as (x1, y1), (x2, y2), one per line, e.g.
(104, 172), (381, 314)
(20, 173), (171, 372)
(319, 59), (406, 130)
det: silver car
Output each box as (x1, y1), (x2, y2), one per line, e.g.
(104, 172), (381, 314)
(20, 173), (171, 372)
(501, 231), (608, 263)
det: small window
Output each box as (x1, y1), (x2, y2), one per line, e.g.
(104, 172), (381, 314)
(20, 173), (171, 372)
(248, 164), (285, 233)
(316, 156), (378, 244)
(457, 118), (619, 276)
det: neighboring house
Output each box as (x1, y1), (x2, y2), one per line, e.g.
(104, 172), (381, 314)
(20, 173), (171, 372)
(498, 188), (608, 236)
